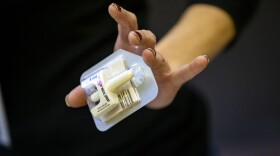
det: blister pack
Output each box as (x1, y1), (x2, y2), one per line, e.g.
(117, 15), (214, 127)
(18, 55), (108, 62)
(80, 49), (158, 131)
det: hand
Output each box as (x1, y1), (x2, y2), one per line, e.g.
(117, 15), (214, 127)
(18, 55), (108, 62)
(65, 3), (209, 109)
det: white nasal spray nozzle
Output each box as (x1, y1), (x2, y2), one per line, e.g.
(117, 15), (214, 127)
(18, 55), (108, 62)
(106, 70), (134, 92)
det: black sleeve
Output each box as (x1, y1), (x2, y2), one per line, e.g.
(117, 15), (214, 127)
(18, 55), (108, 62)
(189, 0), (260, 33)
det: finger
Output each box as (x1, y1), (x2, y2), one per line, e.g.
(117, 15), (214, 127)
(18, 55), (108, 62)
(142, 48), (171, 74)
(174, 55), (209, 86)
(108, 3), (138, 43)
(65, 85), (87, 108)
(128, 30), (157, 50)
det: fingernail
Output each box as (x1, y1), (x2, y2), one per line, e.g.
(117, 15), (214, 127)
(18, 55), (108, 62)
(133, 31), (142, 42)
(112, 3), (122, 12)
(148, 48), (156, 57)
(65, 95), (71, 107)
(204, 55), (210, 63)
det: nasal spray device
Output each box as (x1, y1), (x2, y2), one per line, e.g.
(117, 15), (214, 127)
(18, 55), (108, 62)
(80, 49), (158, 131)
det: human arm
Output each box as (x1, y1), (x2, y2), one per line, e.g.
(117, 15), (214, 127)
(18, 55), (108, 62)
(65, 1), (257, 109)
(64, 3), (209, 109)
(156, 3), (236, 70)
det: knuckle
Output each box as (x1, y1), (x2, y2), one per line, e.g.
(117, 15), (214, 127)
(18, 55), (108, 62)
(128, 12), (138, 27)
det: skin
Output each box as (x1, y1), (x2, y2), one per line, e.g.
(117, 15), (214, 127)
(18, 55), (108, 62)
(65, 3), (236, 110)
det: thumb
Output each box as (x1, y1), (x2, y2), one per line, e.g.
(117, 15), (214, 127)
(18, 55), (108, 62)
(65, 85), (87, 108)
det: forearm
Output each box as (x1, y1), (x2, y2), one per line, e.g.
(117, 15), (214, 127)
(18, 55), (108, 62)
(156, 3), (236, 70)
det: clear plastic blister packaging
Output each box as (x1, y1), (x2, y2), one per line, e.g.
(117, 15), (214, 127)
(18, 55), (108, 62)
(80, 49), (158, 131)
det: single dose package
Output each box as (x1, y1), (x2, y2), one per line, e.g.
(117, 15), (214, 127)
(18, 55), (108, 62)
(80, 49), (158, 131)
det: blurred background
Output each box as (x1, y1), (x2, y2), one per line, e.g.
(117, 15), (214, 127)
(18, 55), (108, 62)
(147, 0), (280, 155)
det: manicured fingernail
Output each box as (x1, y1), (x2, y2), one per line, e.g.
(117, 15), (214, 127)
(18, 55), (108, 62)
(148, 48), (156, 57)
(204, 55), (210, 63)
(112, 3), (122, 12)
(65, 95), (71, 107)
(133, 31), (142, 42)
